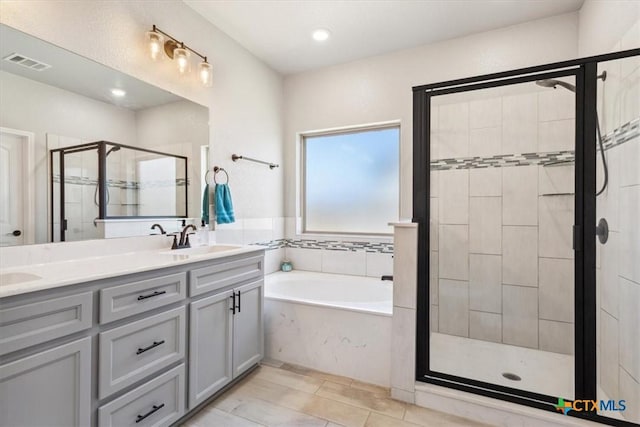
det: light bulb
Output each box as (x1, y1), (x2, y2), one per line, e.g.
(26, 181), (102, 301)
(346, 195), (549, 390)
(146, 31), (164, 61)
(199, 61), (213, 87)
(312, 29), (330, 42)
(174, 47), (190, 74)
(110, 88), (126, 97)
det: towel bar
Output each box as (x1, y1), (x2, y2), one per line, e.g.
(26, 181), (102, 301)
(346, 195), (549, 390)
(232, 154), (279, 169)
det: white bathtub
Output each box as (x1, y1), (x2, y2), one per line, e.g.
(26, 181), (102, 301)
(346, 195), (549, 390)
(265, 270), (392, 315)
(264, 271), (392, 387)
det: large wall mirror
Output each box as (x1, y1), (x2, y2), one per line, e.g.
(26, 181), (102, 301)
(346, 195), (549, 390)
(0, 24), (209, 246)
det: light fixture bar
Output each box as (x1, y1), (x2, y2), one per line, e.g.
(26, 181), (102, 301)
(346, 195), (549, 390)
(151, 25), (208, 62)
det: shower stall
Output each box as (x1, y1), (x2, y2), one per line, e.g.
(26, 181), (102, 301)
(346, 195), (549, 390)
(50, 141), (188, 241)
(413, 48), (639, 425)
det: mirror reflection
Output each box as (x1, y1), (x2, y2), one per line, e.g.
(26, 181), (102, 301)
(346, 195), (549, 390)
(0, 24), (209, 246)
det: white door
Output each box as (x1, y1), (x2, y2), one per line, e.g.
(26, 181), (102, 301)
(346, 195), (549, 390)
(0, 131), (25, 246)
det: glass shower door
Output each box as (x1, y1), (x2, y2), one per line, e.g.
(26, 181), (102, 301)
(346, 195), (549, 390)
(595, 54), (640, 424)
(426, 71), (578, 400)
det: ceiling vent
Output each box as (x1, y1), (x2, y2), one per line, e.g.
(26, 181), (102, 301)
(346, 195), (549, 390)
(3, 53), (51, 71)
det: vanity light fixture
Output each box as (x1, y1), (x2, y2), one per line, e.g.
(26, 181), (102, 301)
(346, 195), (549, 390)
(146, 25), (212, 87)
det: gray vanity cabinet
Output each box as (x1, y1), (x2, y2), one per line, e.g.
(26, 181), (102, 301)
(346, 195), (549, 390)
(188, 279), (264, 409)
(188, 289), (234, 408)
(0, 249), (264, 427)
(232, 279), (264, 378)
(0, 337), (91, 427)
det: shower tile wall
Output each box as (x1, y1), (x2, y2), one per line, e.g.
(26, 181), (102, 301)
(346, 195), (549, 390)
(430, 86), (576, 354)
(595, 22), (640, 424)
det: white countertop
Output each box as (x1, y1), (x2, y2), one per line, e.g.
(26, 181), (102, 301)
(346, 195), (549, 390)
(0, 245), (264, 299)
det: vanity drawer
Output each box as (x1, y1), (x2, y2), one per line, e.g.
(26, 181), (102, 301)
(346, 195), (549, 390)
(189, 255), (263, 297)
(0, 292), (92, 356)
(98, 364), (185, 427)
(100, 272), (186, 324)
(98, 306), (185, 398)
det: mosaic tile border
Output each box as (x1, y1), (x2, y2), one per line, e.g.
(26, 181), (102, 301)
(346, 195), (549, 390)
(52, 175), (189, 189)
(252, 238), (394, 254)
(431, 117), (639, 171)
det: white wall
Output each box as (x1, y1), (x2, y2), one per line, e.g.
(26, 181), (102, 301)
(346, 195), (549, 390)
(284, 12), (579, 222)
(578, 0), (640, 57)
(0, 71), (138, 242)
(0, 0), (284, 234)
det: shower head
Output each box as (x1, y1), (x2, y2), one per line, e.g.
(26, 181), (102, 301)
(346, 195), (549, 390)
(535, 79), (576, 92)
(106, 146), (121, 156)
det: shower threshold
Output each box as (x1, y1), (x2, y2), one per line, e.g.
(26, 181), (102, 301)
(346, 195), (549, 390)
(429, 332), (573, 399)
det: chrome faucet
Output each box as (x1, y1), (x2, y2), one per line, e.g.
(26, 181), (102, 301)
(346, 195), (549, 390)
(168, 224), (197, 249)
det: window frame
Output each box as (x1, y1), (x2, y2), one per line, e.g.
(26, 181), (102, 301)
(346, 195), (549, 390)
(299, 121), (401, 237)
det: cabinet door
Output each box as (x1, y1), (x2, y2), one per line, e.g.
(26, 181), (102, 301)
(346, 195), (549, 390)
(0, 337), (91, 427)
(232, 280), (263, 378)
(188, 290), (233, 409)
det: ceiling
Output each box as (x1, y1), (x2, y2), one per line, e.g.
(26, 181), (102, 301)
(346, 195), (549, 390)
(185, 0), (585, 75)
(0, 24), (182, 111)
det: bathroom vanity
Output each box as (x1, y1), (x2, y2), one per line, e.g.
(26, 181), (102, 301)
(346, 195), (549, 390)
(0, 245), (265, 427)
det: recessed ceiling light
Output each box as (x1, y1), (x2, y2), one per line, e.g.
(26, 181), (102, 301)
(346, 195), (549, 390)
(110, 88), (126, 97)
(312, 29), (330, 42)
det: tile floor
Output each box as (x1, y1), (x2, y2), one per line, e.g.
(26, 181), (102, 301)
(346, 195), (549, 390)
(182, 361), (491, 427)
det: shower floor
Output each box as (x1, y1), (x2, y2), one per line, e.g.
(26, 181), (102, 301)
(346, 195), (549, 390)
(429, 332), (574, 399)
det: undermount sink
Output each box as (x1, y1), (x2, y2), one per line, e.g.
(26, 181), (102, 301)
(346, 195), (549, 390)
(0, 272), (42, 285)
(159, 245), (243, 256)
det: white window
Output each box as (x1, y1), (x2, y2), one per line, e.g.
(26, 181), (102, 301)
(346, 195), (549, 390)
(301, 124), (400, 235)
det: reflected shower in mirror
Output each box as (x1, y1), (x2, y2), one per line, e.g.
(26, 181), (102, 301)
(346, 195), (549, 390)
(50, 142), (188, 242)
(0, 24), (209, 246)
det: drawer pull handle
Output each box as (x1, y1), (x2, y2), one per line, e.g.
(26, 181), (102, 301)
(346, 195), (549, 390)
(136, 340), (165, 355)
(237, 290), (241, 313)
(135, 403), (164, 423)
(137, 290), (166, 301)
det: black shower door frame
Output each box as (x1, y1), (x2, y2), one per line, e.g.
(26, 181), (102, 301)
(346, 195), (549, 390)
(413, 48), (640, 426)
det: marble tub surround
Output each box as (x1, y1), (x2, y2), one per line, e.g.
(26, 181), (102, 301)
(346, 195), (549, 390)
(184, 363), (490, 427)
(0, 236), (261, 297)
(264, 271), (392, 387)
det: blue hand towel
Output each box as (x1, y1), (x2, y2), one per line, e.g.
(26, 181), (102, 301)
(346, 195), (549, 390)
(201, 184), (209, 224)
(215, 183), (235, 224)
